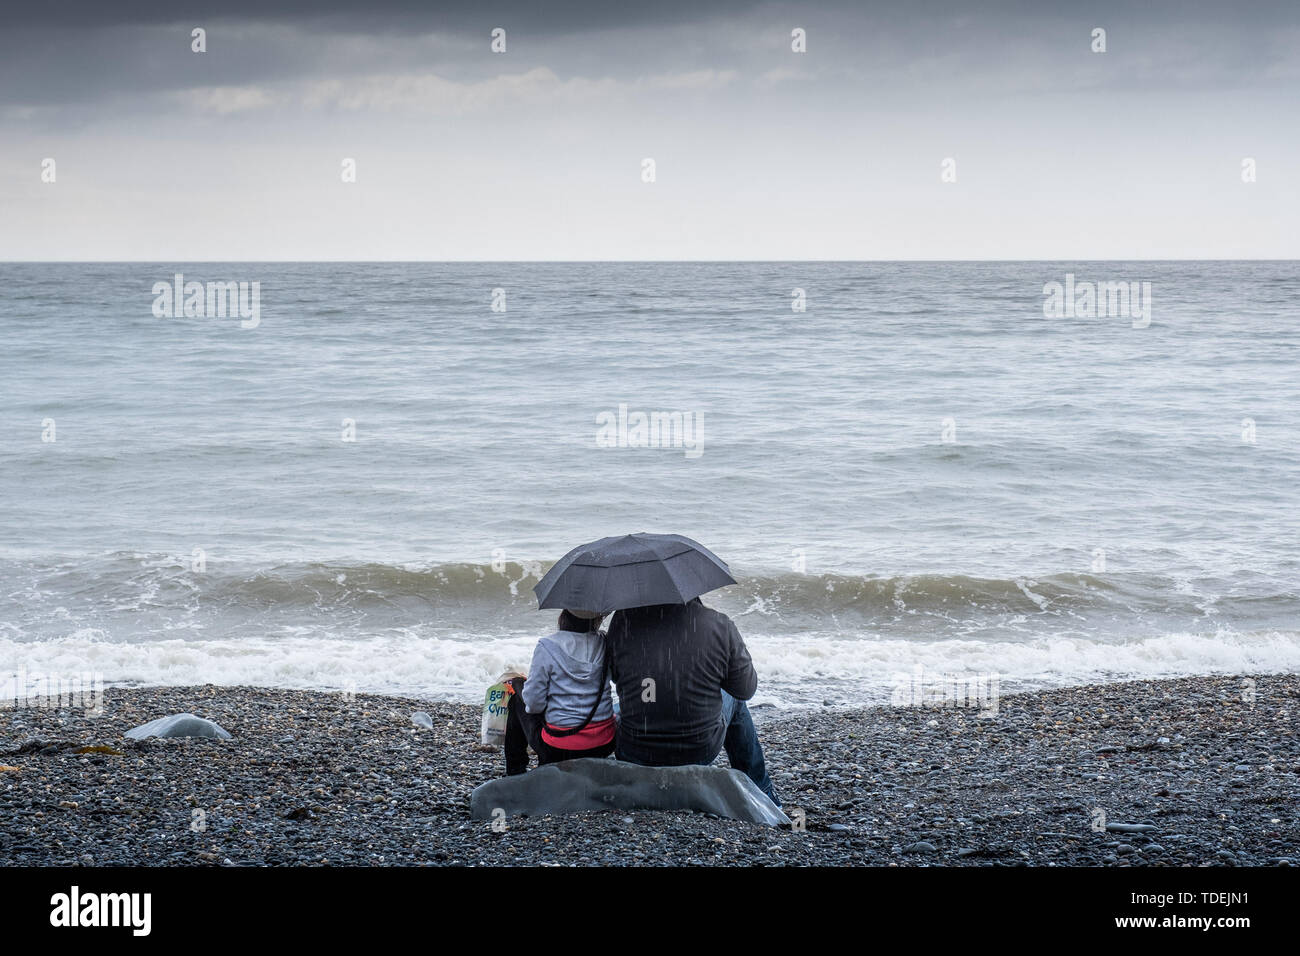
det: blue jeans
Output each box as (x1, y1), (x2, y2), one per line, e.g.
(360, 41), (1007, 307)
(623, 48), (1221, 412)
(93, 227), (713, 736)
(715, 691), (779, 806)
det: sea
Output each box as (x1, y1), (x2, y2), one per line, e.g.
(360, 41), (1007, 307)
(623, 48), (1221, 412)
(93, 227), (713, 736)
(2, 261), (1298, 709)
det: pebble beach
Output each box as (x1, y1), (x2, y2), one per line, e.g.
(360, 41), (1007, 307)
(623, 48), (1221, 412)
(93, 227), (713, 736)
(1, 675), (1296, 867)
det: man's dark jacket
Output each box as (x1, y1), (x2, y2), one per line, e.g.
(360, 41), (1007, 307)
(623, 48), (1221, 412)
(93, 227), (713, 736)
(606, 598), (758, 766)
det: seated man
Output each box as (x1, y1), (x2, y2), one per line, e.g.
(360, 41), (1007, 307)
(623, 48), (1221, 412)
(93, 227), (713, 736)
(606, 597), (779, 804)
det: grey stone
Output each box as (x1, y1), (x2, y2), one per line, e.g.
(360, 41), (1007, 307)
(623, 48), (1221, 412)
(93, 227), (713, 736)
(903, 841), (938, 854)
(469, 759), (788, 826)
(1105, 822), (1158, 833)
(124, 714), (231, 740)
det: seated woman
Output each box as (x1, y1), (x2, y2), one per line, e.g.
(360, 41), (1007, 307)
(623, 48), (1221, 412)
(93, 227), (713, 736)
(503, 608), (616, 775)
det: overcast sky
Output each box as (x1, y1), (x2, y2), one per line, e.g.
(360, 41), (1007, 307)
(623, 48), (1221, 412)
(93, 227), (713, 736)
(1, 1), (1296, 260)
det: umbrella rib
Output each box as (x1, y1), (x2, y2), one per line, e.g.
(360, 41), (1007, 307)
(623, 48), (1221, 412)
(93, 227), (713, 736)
(658, 550), (719, 600)
(566, 553), (697, 570)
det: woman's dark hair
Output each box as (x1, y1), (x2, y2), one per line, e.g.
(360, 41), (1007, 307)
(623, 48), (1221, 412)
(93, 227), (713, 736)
(558, 610), (601, 633)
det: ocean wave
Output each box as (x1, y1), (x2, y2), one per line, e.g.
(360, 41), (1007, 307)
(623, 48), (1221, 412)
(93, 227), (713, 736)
(3, 628), (1297, 711)
(0, 553), (1290, 626)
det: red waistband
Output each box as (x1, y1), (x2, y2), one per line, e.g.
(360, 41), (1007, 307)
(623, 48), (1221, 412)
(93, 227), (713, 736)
(542, 716), (616, 750)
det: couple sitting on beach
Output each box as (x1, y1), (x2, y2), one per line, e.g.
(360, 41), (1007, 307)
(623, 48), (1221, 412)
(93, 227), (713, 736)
(503, 598), (780, 805)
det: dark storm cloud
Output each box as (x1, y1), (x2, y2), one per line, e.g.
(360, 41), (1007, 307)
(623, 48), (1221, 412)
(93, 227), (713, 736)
(1, 0), (1296, 111)
(5, 1), (764, 110)
(2, 0), (765, 32)
(4, 0), (1297, 30)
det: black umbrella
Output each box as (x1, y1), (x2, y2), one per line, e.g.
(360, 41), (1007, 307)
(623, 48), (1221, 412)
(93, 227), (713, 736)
(533, 533), (736, 614)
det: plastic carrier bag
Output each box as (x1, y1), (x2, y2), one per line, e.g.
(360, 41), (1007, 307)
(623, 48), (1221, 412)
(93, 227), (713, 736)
(480, 671), (524, 747)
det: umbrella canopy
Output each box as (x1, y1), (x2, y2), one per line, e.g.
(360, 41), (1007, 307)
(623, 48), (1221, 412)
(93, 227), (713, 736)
(533, 533), (736, 614)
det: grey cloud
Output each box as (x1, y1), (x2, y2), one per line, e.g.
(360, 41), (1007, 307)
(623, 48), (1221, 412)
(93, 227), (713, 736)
(1, 1), (1296, 114)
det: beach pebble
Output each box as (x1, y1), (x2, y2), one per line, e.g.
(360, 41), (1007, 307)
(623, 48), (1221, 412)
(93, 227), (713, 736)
(124, 714), (231, 741)
(2, 675), (1296, 868)
(902, 841), (938, 854)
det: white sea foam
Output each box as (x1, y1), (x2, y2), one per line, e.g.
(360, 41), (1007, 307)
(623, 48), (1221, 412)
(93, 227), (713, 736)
(3, 628), (1297, 710)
